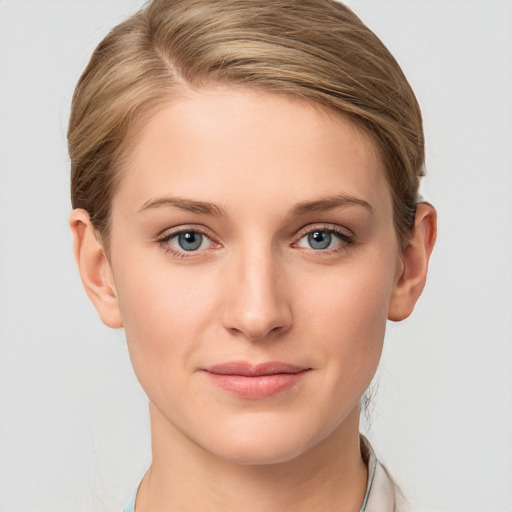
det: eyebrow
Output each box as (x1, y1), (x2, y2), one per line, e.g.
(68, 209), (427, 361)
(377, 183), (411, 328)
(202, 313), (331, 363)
(139, 196), (226, 216)
(138, 193), (372, 217)
(291, 194), (374, 216)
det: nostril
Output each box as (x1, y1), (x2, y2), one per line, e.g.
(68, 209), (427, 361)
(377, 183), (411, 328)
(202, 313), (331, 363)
(225, 308), (292, 342)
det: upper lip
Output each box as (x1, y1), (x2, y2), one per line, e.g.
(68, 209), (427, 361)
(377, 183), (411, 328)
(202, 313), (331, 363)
(204, 361), (309, 376)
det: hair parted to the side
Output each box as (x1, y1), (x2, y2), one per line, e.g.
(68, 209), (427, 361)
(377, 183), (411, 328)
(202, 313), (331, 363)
(68, 0), (424, 245)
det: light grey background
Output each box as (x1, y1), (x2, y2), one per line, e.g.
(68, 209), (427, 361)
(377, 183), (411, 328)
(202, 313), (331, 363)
(0, 1), (511, 511)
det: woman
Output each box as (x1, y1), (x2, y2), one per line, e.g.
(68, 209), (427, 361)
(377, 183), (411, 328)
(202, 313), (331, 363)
(68, 0), (436, 510)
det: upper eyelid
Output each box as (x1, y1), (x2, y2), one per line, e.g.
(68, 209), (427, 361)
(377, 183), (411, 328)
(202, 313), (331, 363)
(295, 223), (353, 238)
(156, 224), (216, 240)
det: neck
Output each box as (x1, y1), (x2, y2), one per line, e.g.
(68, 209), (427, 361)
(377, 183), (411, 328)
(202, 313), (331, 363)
(136, 403), (367, 512)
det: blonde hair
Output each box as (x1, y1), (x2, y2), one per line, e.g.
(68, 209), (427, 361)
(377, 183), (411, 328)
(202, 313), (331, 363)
(69, 0), (424, 244)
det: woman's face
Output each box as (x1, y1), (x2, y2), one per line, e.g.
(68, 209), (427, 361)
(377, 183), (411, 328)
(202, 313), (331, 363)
(108, 87), (403, 464)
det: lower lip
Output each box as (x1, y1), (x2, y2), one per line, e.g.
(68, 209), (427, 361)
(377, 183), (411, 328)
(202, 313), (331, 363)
(204, 371), (309, 398)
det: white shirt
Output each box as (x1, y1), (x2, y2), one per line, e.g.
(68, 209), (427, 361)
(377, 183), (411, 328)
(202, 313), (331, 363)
(360, 435), (410, 512)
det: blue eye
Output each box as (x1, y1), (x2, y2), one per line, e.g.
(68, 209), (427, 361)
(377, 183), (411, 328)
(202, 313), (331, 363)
(296, 227), (351, 251)
(307, 231), (332, 250)
(158, 226), (218, 258)
(176, 232), (203, 250)
(166, 231), (211, 252)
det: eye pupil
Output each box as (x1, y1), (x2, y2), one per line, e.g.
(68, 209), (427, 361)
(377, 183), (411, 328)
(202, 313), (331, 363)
(178, 232), (202, 251)
(308, 231), (332, 250)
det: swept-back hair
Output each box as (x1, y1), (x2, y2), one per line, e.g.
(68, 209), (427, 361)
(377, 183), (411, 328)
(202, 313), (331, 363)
(69, 0), (424, 245)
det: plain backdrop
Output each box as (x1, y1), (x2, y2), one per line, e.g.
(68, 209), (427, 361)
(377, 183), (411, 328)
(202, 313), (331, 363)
(0, 1), (511, 511)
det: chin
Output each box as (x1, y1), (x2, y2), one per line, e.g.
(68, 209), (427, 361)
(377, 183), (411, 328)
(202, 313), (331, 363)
(194, 415), (336, 467)
(209, 437), (312, 466)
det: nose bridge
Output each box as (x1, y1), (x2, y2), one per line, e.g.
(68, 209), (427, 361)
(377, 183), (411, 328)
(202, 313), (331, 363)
(223, 240), (292, 341)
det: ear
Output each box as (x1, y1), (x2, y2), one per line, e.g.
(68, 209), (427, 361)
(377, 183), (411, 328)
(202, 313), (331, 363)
(69, 209), (123, 328)
(388, 202), (437, 322)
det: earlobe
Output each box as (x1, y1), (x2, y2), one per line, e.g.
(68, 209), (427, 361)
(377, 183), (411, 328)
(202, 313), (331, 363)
(69, 209), (123, 328)
(388, 202), (437, 322)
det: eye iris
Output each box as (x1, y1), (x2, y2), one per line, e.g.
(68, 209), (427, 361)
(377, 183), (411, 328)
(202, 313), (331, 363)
(308, 231), (331, 250)
(178, 232), (202, 251)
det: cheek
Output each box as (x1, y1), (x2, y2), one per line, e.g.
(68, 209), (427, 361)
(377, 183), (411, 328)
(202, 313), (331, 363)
(113, 256), (221, 388)
(302, 256), (394, 330)
(298, 254), (397, 379)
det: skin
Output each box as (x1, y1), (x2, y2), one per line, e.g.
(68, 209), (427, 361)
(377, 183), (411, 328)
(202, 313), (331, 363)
(71, 87), (436, 512)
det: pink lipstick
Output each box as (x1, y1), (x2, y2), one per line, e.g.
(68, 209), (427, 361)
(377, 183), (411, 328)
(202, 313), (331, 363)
(203, 362), (310, 398)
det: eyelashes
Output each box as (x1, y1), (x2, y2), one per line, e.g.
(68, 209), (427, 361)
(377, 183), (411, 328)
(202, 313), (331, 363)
(156, 223), (356, 259)
(294, 224), (355, 252)
(166, 231), (212, 252)
(157, 225), (219, 259)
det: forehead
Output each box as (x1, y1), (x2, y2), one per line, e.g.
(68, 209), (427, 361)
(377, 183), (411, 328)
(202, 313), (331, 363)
(115, 86), (391, 217)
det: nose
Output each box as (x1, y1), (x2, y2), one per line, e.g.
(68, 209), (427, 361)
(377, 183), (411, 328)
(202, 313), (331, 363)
(222, 247), (293, 341)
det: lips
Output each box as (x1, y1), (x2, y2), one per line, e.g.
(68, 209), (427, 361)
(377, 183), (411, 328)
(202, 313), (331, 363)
(203, 361), (311, 398)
